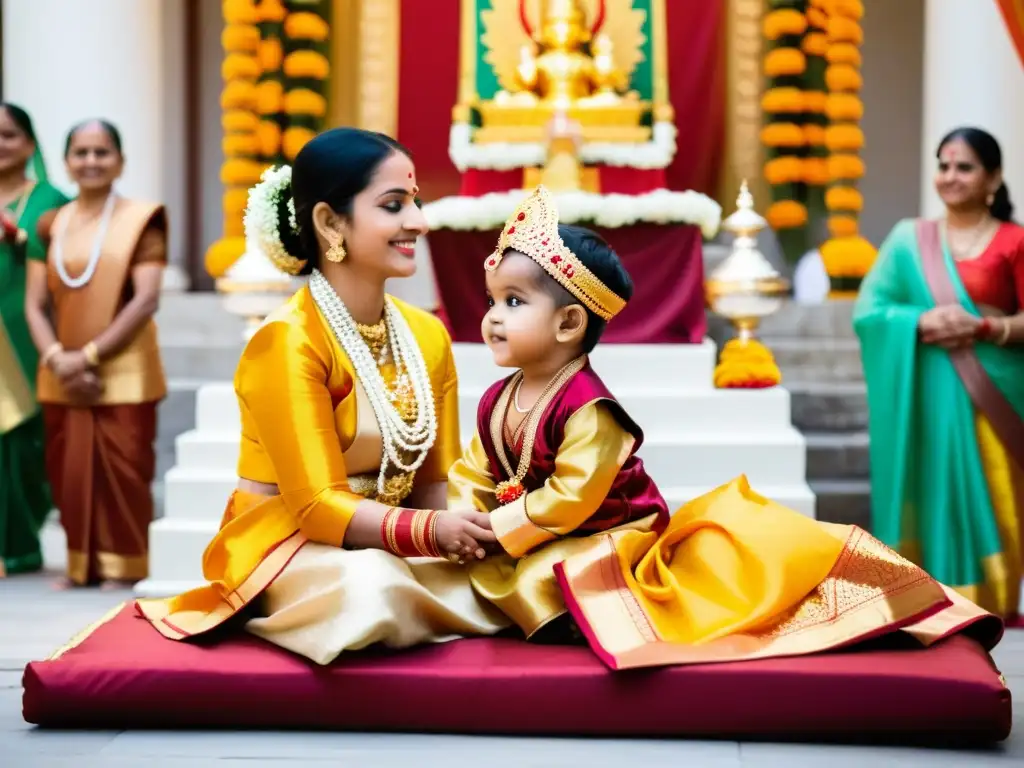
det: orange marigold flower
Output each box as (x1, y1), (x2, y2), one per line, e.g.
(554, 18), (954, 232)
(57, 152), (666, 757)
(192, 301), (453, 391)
(825, 93), (864, 121)
(205, 236), (246, 278)
(801, 32), (829, 57)
(257, 81), (285, 115)
(766, 200), (809, 230)
(223, 133), (260, 157)
(827, 154), (867, 181)
(761, 87), (804, 114)
(256, 0), (287, 23)
(221, 158), (264, 186)
(806, 7), (828, 29)
(826, 43), (862, 66)
(765, 48), (807, 77)
(259, 38), (284, 72)
(825, 124), (865, 151)
(827, 17), (864, 45)
(803, 158), (830, 186)
(222, 110), (259, 133)
(713, 339), (782, 390)
(223, 188), (250, 217)
(763, 9), (808, 40)
(820, 235), (877, 278)
(257, 121), (282, 157)
(223, 0), (258, 25)
(804, 125), (827, 146)
(833, 0), (865, 20)
(222, 53), (260, 82)
(220, 81), (258, 111)
(284, 88), (328, 117)
(222, 24), (259, 53)
(803, 90), (828, 113)
(761, 123), (806, 148)
(826, 64), (863, 92)
(764, 156), (804, 185)
(283, 126), (317, 160)
(284, 12), (330, 42)
(828, 215), (860, 238)
(283, 50), (330, 79)
(826, 186), (865, 212)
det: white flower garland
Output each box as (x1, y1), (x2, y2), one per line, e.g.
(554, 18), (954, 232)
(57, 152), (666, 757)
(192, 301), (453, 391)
(243, 165), (299, 273)
(423, 188), (722, 240)
(448, 121), (678, 172)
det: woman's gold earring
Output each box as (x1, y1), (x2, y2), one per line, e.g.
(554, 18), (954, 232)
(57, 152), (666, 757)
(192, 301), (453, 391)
(986, 193), (996, 207)
(326, 240), (347, 263)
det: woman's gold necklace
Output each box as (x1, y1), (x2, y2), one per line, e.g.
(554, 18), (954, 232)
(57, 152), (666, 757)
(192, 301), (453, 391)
(357, 319), (418, 422)
(943, 216), (998, 261)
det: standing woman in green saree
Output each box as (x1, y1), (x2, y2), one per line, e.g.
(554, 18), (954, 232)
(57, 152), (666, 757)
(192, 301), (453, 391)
(0, 103), (70, 576)
(854, 127), (1024, 622)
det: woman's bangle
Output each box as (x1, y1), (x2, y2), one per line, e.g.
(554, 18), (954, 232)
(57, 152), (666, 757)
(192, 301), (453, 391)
(380, 508), (442, 558)
(996, 318), (1012, 346)
(41, 342), (62, 369)
(976, 317), (993, 340)
(82, 341), (101, 368)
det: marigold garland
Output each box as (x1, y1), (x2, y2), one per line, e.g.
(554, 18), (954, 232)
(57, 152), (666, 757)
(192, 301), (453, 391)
(761, 87), (804, 113)
(277, 0), (331, 165)
(209, 0), (262, 278)
(284, 11), (330, 41)
(764, 48), (807, 77)
(820, 0), (877, 294)
(766, 200), (809, 229)
(283, 88), (328, 117)
(283, 50), (330, 79)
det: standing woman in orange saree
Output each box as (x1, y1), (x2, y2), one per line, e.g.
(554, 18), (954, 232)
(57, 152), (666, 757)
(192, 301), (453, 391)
(24, 120), (167, 588)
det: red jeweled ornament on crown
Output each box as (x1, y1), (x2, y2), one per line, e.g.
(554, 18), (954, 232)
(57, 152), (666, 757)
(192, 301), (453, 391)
(495, 479), (525, 504)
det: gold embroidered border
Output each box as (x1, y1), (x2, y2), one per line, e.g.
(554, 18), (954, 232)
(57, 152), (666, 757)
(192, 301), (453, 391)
(490, 494), (558, 559)
(46, 603), (127, 662)
(357, 0), (400, 135)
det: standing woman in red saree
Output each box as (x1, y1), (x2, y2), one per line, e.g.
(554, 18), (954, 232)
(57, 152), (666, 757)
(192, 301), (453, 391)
(854, 127), (1024, 621)
(24, 120), (167, 588)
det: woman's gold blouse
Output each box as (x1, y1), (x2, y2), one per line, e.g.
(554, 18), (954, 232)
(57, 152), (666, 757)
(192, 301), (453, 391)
(234, 288), (460, 547)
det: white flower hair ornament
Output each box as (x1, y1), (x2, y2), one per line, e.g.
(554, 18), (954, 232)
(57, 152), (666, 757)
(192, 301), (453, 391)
(243, 165), (307, 276)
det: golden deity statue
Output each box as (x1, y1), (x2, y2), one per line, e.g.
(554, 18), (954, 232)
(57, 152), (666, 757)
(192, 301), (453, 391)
(474, 0), (650, 144)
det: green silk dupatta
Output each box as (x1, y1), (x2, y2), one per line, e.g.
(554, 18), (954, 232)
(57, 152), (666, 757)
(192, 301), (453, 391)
(853, 218), (1024, 597)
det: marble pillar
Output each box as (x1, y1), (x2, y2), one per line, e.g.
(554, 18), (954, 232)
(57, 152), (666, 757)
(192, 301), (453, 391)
(920, 0), (1024, 218)
(2, 0), (189, 290)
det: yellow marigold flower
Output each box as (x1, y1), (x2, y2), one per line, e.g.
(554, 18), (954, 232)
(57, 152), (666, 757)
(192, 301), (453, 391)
(827, 154), (866, 181)
(803, 90), (828, 113)
(222, 110), (259, 133)
(826, 186), (864, 212)
(764, 48), (807, 77)
(256, 0), (287, 23)
(833, 0), (865, 20)
(257, 81), (285, 115)
(283, 126), (317, 160)
(807, 0), (830, 8)
(801, 32), (828, 57)
(826, 64), (863, 92)
(820, 235), (877, 278)
(223, 133), (260, 157)
(222, 53), (260, 82)
(284, 12), (330, 42)
(284, 50), (330, 80)
(259, 38), (284, 72)
(221, 81), (258, 111)
(826, 43), (862, 67)
(223, 0), (258, 25)
(825, 93), (864, 121)
(802, 157), (830, 186)
(222, 24), (259, 53)
(224, 188), (250, 218)
(763, 9), (808, 40)
(713, 339), (782, 390)
(761, 123), (806, 148)
(221, 159), (264, 186)
(828, 215), (860, 238)
(766, 200), (809, 230)
(205, 236), (246, 278)
(284, 88), (328, 117)
(804, 125), (827, 146)
(825, 124), (865, 151)
(761, 87), (804, 114)
(806, 7), (827, 29)
(764, 156), (804, 185)
(828, 17), (864, 45)
(257, 121), (282, 156)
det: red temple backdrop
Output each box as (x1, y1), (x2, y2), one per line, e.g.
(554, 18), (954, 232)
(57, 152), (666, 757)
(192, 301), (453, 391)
(396, 1), (726, 202)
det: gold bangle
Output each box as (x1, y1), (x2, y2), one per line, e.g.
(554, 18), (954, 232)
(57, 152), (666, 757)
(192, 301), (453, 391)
(41, 342), (63, 369)
(997, 319), (1012, 346)
(82, 341), (101, 368)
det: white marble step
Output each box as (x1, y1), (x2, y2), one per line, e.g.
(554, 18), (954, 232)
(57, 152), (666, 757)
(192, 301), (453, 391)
(138, 481), (817, 598)
(193, 382), (792, 438)
(170, 426), (807, 498)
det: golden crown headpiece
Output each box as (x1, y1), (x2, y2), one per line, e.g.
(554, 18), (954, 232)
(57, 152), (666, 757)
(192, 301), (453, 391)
(484, 186), (626, 321)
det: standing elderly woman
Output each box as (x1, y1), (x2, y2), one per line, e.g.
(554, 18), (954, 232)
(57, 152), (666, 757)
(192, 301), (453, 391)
(854, 127), (1024, 621)
(25, 120), (167, 588)
(0, 103), (68, 576)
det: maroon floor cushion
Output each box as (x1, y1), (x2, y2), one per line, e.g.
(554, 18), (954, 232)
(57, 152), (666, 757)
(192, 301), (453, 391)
(23, 604), (1012, 744)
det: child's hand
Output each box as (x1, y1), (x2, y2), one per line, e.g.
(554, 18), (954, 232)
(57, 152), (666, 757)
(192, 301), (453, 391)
(435, 511), (496, 562)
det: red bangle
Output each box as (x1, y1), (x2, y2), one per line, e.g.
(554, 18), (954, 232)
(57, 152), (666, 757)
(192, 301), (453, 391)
(381, 508), (441, 558)
(977, 317), (993, 340)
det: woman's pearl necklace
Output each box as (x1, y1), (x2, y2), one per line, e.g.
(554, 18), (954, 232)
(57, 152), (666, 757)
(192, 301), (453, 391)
(54, 192), (118, 289)
(308, 270), (436, 497)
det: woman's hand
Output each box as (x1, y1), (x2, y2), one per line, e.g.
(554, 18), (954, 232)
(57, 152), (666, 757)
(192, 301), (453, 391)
(63, 370), (102, 403)
(434, 510), (498, 562)
(50, 349), (89, 381)
(918, 305), (982, 348)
